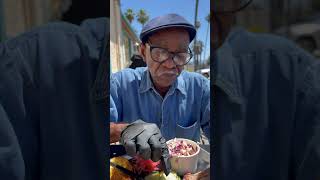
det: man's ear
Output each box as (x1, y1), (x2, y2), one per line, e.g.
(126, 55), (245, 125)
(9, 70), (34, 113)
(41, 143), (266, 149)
(139, 44), (146, 62)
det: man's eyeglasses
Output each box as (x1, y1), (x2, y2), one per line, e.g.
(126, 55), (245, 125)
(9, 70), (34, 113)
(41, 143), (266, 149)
(146, 43), (193, 66)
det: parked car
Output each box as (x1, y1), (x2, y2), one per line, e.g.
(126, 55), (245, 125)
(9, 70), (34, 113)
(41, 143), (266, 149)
(196, 68), (210, 79)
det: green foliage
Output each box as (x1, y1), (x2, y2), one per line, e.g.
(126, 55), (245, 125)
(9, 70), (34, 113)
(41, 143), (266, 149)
(136, 9), (149, 27)
(124, 8), (135, 23)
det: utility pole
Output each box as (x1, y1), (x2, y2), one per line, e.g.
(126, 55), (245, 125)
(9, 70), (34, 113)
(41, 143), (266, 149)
(203, 13), (210, 68)
(193, 0), (199, 71)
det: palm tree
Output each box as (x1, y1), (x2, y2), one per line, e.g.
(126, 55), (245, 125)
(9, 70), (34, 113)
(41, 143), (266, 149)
(196, 41), (204, 55)
(124, 8), (135, 23)
(193, 0), (200, 71)
(203, 13), (210, 66)
(206, 56), (210, 66)
(136, 9), (149, 27)
(193, 40), (203, 67)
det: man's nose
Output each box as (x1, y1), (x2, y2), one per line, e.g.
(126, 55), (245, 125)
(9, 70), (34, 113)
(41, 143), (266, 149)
(162, 56), (176, 68)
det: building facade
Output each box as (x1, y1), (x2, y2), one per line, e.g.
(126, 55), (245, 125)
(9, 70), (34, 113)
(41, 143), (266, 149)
(0, 0), (71, 39)
(110, 0), (140, 73)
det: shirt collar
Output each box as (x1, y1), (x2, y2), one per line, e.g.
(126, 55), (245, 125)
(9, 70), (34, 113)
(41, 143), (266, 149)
(213, 27), (245, 104)
(139, 68), (187, 96)
(138, 68), (153, 93)
(175, 72), (187, 96)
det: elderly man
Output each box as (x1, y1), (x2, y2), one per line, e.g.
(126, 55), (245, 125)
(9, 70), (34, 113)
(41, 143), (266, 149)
(213, 0), (320, 180)
(110, 14), (210, 165)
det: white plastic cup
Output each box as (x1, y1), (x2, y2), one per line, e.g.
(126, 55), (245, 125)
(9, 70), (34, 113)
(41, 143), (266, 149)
(166, 138), (200, 176)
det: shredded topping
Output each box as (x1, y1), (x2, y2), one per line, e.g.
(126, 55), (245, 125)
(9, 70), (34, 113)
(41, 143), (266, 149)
(167, 139), (197, 156)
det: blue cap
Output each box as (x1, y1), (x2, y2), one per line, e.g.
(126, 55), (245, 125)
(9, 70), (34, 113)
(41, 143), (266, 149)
(140, 13), (196, 43)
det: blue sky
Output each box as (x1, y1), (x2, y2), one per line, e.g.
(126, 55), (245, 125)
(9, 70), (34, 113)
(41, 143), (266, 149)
(120, 0), (210, 63)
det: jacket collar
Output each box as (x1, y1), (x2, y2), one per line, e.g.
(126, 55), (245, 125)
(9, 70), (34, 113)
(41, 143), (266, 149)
(213, 27), (245, 105)
(85, 18), (109, 102)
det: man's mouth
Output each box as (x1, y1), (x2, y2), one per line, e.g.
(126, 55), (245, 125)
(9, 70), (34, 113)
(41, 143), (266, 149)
(162, 71), (178, 77)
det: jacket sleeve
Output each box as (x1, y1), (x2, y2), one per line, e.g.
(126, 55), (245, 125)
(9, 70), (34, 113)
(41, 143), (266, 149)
(0, 30), (42, 179)
(0, 47), (25, 180)
(293, 55), (320, 179)
(0, 104), (25, 180)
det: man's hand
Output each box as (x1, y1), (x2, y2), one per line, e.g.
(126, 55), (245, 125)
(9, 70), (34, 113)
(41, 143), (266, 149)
(110, 122), (129, 143)
(120, 120), (167, 162)
(183, 168), (210, 180)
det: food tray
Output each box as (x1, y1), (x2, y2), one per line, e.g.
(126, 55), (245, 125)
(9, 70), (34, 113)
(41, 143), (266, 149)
(110, 145), (210, 179)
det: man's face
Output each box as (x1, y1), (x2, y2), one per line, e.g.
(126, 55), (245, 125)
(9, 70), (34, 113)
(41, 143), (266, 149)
(140, 28), (190, 89)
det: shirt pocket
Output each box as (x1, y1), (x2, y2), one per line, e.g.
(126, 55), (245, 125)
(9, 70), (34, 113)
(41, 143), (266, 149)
(175, 120), (200, 142)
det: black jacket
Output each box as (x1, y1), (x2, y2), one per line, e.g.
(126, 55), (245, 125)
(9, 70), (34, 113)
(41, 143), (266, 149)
(0, 18), (108, 180)
(213, 28), (320, 180)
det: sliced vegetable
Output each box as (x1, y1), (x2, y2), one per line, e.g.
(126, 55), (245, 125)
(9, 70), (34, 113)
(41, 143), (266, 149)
(144, 171), (167, 180)
(145, 171), (181, 180)
(166, 172), (181, 180)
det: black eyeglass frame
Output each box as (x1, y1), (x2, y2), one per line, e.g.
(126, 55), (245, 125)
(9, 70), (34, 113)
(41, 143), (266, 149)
(146, 43), (193, 66)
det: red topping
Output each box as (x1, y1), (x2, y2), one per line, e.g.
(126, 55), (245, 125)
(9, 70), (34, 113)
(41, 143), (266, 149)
(130, 155), (160, 176)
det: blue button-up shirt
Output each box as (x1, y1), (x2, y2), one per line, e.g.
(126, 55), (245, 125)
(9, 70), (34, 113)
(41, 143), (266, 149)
(110, 67), (210, 141)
